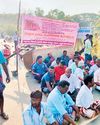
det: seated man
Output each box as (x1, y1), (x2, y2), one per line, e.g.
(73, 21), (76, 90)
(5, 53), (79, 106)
(51, 57), (61, 67)
(76, 75), (100, 119)
(69, 56), (80, 74)
(44, 53), (55, 67)
(68, 54), (74, 67)
(94, 68), (100, 91)
(89, 58), (100, 76)
(23, 90), (58, 125)
(74, 61), (84, 86)
(60, 68), (80, 101)
(31, 56), (48, 83)
(60, 50), (70, 66)
(47, 80), (80, 125)
(41, 66), (55, 94)
(54, 60), (66, 83)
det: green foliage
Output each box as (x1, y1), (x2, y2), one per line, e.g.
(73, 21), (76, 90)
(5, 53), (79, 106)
(0, 10), (100, 35)
(0, 14), (17, 35)
(35, 8), (44, 17)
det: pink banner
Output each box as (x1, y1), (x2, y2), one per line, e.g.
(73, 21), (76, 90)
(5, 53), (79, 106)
(21, 15), (79, 46)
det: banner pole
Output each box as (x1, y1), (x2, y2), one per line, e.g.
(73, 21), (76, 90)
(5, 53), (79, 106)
(15, 0), (21, 76)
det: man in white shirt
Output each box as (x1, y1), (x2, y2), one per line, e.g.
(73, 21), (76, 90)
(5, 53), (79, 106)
(89, 58), (100, 76)
(69, 56), (80, 74)
(94, 68), (100, 91)
(74, 61), (84, 87)
(51, 57), (61, 67)
(84, 36), (92, 64)
(76, 75), (99, 118)
(68, 54), (74, 67)
(60, 68), (80, 101)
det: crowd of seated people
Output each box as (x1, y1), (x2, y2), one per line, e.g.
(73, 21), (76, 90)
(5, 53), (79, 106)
(29, 49), (100, 125)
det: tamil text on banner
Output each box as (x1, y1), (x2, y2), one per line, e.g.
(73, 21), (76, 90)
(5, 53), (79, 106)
(21, 15), (79, 46)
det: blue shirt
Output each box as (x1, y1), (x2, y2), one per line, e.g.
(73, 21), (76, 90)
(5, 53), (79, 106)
(0, 51), (6, 75)
(41, 72), (54, 89)
(23, 102), (55, 125)
(60, 55), (69, 66)
(47, 87), (75, 116)
(32, 62), (48, 75)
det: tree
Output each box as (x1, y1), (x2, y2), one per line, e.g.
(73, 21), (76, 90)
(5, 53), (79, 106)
(35, 8), (44, 17)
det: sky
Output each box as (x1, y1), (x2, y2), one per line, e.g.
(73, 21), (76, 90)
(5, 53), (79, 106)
(0, 0), (100, 15)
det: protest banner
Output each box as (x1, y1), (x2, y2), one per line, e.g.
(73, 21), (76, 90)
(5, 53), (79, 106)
(21, 15), (79, 46)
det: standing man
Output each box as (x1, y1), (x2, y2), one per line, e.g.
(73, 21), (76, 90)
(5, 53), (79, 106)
(12, 31), (18, 51)
(0, 51), (10, 120)
(23, 90), (58, 125)
(84, 35), (92, 64)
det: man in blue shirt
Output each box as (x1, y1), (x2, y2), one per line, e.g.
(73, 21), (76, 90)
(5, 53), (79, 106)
(32, 56), (48, 83)
(23, 90), (58, 125)
(47, 80), (80, 125)
(60, 50), (70, 66)
(41, 66), (55, 94)
(0, 51), (10, 120)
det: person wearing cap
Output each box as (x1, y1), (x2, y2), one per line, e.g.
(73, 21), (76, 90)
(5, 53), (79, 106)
(47, 80), (80, 125)
(60, 68), (80, 101)
(89, 58), (100, 76)
(60, 50), (70, 66)
(74, 61), (85, 87)
(54, 60), (66, 83)
(31, 56), (48, 83)
(41, 66), (55, 94)
(23, 90), (58, 125)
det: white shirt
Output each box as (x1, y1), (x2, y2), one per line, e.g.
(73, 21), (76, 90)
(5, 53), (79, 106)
(60, 73), (80, 93)
(94, 68), (100, 90)
(76, 85), (94, 109)
(89, 64), (99, 75)
(74, 68), (84, 88)
(51, 60), (58, 67)
(68, 59), (74, 67)
(84, 39), (92, 54)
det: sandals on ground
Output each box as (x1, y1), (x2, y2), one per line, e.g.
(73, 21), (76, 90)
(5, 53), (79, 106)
(0, 112), (9, 120)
